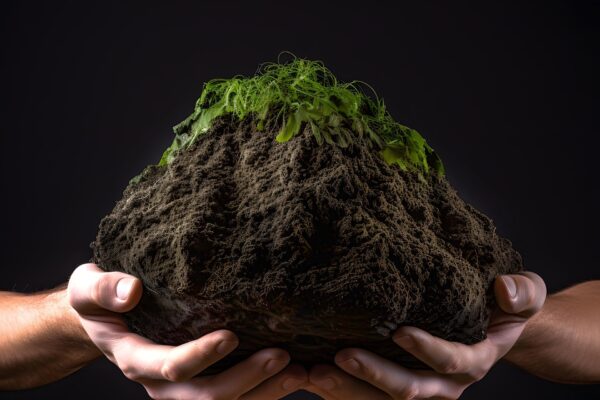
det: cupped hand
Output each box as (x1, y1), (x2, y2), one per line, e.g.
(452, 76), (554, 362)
(307, 271), (547, 399)
(68, 263), (307, 400)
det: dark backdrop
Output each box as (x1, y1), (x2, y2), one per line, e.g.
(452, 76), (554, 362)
(1, 1), (599, 399)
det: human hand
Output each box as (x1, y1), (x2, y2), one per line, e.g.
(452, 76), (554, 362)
(307, 272), (546, 399)
(68, 263), (307, 399)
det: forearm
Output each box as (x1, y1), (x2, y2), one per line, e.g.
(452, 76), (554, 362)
(0, 285), (101, 390)
(504, 280), (600, 384)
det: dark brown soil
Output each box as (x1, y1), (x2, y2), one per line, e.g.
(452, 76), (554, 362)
(92, 118), (522, 374)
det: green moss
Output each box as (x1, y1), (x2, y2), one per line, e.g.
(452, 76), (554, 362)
(158, 55), (444, 177)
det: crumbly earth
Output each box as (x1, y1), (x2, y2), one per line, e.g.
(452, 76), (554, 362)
(92, 118), (522, 374)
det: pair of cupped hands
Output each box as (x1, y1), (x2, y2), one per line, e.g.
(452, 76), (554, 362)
(68, 264), (546, 400)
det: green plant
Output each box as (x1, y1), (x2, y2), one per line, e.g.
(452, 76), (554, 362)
(158, 55), (444, 177)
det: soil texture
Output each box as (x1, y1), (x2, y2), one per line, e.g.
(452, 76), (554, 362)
(92, 118), (522, 373)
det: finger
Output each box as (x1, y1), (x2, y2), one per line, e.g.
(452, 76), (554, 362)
(68, 263), (142, 316)
(203, 348), (290, 398)
(334, 348), (464, 399)
(487, 272), (546, 357)
(303, 383), (342, 400)
(494, 271), (546, 318)
(141, 379), (205, 400)
(239, 363), (308, 400)
(142, 363), (305, 400)
(158, 330), (239, 381)
(109, 330), (238, 382)
(309, 364), (391, 400)
(392, 326), (493, 379)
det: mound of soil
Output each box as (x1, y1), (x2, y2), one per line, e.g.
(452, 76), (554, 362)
(92, 118), (522, 373)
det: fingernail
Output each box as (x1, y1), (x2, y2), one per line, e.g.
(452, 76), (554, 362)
(314, 377), (336, 390)
(394, 334), (415, 349)
(339, 357), (360, 371)
(502, 276), (517, 298)
(216, 340), (238, 355)
(264, 358), (286, 374)
(116, 278), (135, 300)
(282, 377), (303, 390)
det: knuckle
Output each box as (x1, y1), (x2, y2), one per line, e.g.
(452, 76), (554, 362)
(202, 392), (227, 400)
(120, 362), (142, 382)
(143, 387), (165, 400)
(144, 391), (160, 400)
(391, 382), (420, 400)
(439, 354), (461, 374)
(449, 385), (466, 399)
(161, 361), (185, 382)
(143, 389), (157, 400)
(362, 363), (382, 382)
(468, 366), (488, 382)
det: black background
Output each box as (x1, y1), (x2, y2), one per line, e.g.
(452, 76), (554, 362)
(1, 1), (599, 399)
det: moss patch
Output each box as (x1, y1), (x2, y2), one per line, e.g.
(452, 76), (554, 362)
(157, 55), (444, 178)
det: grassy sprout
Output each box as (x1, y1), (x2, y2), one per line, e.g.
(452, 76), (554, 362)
(158, 55), (444, 177)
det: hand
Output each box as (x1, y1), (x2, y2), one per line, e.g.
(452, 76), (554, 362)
(68, 263), (307, 399)
(307, 271), (547, 399)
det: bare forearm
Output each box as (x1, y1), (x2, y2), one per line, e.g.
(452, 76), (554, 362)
(504, 280), (600, 384)
(0, 285), (101, 390)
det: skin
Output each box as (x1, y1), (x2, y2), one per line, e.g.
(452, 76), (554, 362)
(0, 283), (99, 389)
(67, 263), (308, 399)
(1, 263), (308, 398)
(1, 265), (598, 398)
(504, 280), (600, 384)
(307, 274), (600, 399)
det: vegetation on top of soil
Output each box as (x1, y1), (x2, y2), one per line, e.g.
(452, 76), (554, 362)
(158, 55), (444, 177)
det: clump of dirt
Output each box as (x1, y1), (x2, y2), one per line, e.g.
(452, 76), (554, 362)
(92, 117), (522, 374)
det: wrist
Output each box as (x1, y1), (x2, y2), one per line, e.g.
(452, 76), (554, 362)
(503, 295), (550, 365)
(45, 286), (102, 360)
(0, 286), (102, 390)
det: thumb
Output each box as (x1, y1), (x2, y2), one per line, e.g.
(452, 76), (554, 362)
(494, 271), (547, 318)
(68, 263), (143, 316)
